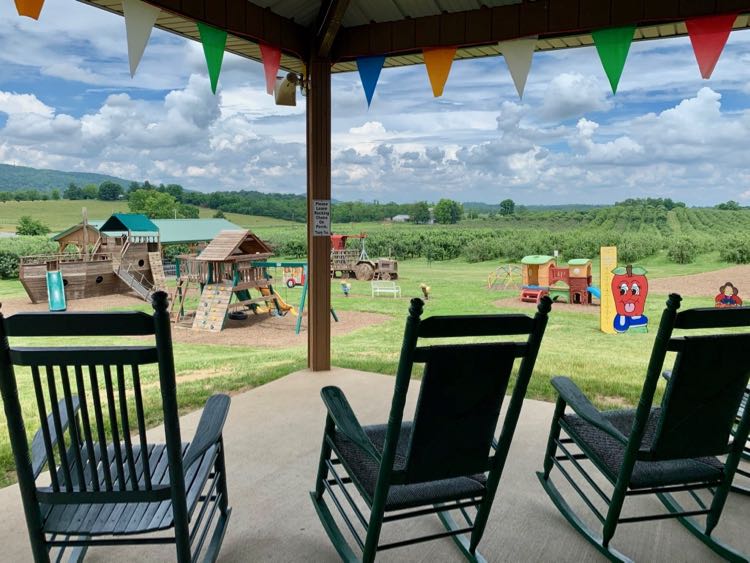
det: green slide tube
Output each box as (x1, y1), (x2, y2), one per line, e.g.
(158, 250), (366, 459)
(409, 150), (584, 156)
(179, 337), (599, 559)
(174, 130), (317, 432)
(46, 270), (67, 312)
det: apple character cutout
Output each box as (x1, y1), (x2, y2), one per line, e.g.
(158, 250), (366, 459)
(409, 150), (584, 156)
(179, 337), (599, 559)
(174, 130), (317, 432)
(611, 265), (649, 333)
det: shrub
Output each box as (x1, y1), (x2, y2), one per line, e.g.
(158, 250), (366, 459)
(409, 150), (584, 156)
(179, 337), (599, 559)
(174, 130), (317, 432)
(719, 235), (750, 264)
(163, 244), (190, 262)
(16, 216), (50, 236)
(667, 237), (697, 264)
(0, 236), (58, 279)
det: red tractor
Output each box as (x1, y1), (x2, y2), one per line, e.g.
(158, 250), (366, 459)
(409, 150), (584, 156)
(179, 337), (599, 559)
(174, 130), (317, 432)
(330, 233), (398, 281)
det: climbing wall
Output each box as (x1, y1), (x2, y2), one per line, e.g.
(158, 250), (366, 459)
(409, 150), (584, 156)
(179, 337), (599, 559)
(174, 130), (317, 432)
(148, 252), (166, 290)
(192, 281), (233, 332)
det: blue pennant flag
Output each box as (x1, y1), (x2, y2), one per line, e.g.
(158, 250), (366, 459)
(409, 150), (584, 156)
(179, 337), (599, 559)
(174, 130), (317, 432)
(356, 55), (386, 107)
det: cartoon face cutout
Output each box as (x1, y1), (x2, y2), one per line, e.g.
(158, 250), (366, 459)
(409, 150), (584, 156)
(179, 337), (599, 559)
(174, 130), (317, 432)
(611, 265), (648, 317)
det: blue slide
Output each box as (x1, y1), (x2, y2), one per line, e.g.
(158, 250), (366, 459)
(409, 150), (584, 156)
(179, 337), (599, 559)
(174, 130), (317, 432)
(46, 270), (67, 312)
(587, 286), (601, 300)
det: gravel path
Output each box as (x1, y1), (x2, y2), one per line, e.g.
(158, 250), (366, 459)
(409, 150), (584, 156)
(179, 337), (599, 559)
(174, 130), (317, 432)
(647, 265), (750, 298)
(0, 293), (393, 348)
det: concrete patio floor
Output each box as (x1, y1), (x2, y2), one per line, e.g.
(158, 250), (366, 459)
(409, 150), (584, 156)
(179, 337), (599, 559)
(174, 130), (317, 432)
(0, 367), (748, 562)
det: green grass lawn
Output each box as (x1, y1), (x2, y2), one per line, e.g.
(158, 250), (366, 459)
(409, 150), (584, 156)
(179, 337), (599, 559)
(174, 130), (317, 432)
(0, 200), (297, 233)
(0, 254), (738, 486)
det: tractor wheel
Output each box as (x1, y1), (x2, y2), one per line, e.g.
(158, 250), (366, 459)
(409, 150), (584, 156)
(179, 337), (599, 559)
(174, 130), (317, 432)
(379, 272), (391, 281)
(354, 262), (375, 281)
(286, 279), (296, 289)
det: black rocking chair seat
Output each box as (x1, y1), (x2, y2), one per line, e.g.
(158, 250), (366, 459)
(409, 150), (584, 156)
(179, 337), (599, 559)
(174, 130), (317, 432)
(563, 406), (724, 490)
(332, 422), (487, 511)
(41, 442), (217, 536)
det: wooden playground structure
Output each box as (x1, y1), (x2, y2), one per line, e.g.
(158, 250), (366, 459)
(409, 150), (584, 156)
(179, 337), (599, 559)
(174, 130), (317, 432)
(19, 213), (166, 306)
(520, 256), (597, 305)
(171, 230), (308, 333)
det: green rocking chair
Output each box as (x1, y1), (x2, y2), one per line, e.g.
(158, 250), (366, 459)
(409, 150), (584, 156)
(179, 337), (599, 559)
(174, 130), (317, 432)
(0, 292), (231, 562)
(311, 296), (552, 562)
(538, 294), (750, 562)
(733, 389), (750, 495)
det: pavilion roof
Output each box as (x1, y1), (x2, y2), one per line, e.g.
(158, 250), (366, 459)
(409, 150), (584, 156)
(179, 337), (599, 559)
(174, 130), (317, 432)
(79, 0), (750, 75)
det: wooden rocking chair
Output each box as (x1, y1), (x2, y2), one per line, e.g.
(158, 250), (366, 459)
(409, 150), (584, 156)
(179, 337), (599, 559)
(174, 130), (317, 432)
(0, 292), (231, 562)
(311, 296), (552, 562)
(538, 294), (750, 562)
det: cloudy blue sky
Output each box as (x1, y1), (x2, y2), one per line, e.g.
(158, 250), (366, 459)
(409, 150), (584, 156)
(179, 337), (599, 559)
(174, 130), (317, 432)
(1, 2), (750, 205)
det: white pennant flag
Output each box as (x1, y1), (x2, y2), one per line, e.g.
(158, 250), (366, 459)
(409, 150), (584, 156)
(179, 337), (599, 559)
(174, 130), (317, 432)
(123, 0), (161, 77)
(498, 36), (538, 99)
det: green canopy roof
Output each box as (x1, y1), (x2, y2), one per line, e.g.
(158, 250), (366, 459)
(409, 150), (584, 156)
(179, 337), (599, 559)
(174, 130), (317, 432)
(154, 219), (243, 244)
(521, 255), (554, 265)
(568, 259), (592, 266)
(100, 213), (158, 233)
(52, 217), (244, 245)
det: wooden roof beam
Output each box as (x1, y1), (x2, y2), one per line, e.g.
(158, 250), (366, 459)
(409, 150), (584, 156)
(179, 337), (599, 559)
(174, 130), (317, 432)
(332, 0), (750, 60)
(140, 0), (311, 62)
(315, 0), (351, 57)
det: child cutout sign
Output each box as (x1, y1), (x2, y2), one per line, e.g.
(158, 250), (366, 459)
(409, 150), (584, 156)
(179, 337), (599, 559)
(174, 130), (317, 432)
(715, 282), (743, 308)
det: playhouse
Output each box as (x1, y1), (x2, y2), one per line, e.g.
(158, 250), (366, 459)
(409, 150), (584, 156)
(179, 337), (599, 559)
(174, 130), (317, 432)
(171, 229), (305, 333)
(520, 256), (595, 305)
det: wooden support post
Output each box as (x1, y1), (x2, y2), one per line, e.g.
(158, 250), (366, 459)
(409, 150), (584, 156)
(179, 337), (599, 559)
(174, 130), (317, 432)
(307, 55), (332, 371)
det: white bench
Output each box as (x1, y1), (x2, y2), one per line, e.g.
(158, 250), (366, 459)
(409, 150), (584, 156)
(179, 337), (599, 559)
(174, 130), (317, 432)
(371, 280), (401, 298)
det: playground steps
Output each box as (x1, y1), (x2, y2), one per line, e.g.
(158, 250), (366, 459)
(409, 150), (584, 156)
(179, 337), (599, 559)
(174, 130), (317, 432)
(114, 264), (152, 301)
(170, 279), (191, 322)
(148, 252), (167, 290)
(192, 281), (233, 332)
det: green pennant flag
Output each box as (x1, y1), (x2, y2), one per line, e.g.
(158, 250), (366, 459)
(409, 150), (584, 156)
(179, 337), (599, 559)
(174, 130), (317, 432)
(592, 25), (635, 94)
(197, 22), (227, 94)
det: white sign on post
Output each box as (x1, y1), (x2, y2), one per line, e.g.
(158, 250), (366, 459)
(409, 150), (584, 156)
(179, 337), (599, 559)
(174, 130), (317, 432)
(313, 199), (331, 237)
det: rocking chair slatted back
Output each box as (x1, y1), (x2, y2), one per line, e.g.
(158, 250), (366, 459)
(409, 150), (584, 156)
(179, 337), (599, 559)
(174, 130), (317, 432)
(0, 304), (181, 506)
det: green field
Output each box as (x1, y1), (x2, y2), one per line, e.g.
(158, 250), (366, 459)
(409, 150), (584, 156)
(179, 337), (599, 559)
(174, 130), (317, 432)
(0, 250), (738, 486)
(0, 200), (297, 233)
(0, 200), (747, 486)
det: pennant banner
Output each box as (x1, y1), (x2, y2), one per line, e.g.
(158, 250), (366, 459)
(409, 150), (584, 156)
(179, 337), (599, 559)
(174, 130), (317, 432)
(197, 22), (227, 94)
(423, 47), (457, 97)
(15, 0), (45, 19)
(498, 36), (537, 99)
(260, 44), (282, 95)
(356, 55), (385, 107)
(592, 25), (635, 94)
(686, 13), (737, 79)
(123, 0), (161, 77)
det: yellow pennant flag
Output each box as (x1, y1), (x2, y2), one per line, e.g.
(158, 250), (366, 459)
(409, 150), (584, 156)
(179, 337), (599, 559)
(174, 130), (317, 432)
(15, 0), (45, 19)
(423, 47), (457, 97)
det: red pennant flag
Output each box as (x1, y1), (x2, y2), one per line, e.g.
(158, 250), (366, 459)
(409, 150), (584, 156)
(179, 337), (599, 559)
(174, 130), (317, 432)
(260, 44), (282, 95)
(686, 13), (737, 79)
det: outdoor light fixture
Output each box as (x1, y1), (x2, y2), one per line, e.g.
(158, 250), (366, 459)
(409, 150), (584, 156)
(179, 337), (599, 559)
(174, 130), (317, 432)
(274, 72), (300, 106)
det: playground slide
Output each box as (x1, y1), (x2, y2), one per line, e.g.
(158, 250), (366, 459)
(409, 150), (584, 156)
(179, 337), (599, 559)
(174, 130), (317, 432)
(46, 270), (67, 312)
(587, 286), (601, 300)
(267, 288), (298, 316)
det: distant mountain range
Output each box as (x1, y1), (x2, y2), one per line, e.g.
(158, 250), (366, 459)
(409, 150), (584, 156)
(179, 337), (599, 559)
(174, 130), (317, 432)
(0, 163), (131, 192)
(0, 163), (608, 209)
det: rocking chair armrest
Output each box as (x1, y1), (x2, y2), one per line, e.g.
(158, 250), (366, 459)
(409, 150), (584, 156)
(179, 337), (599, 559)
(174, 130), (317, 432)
(551, 377), (628, 445)
(32, 396), (80, 479)
(183, 394), (231, 470)
(320, 386), (381, 462)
